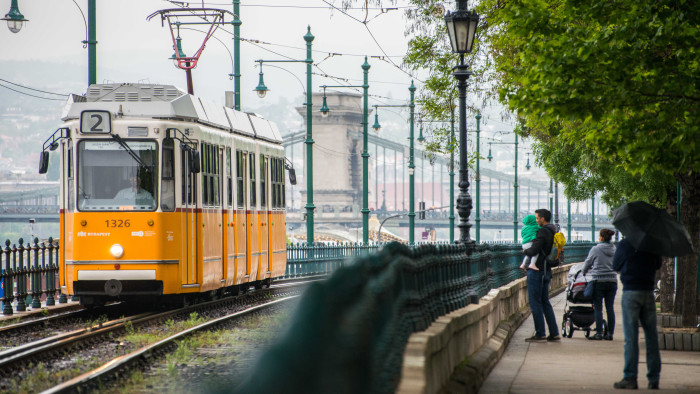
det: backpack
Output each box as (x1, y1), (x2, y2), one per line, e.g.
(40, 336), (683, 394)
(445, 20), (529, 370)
(544, 228), (566, 267)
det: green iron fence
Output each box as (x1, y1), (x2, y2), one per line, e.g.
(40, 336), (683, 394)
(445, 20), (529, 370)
(237, 241), (596, 394)
(1, 238), (61, 315)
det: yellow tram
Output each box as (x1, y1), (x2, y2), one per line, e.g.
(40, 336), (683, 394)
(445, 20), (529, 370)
(39, 83), (292, 307)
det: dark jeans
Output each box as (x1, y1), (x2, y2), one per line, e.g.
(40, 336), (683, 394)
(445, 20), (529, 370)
(622, 290), (661, 383)
(527, 269), (559, 337)
(593, 280), (617, 335)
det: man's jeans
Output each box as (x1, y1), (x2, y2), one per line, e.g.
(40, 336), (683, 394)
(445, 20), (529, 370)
(593, 281), (617, 335)
(622, 290), (661, 383)
(527, 269), (559, 337)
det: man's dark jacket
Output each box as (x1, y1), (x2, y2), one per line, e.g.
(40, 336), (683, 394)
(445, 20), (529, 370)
(613, 238), (662, 291)
(524, 223), (556, 271)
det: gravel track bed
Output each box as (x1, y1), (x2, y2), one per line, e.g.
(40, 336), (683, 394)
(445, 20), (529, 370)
(103, 302), (296, 393)
(0, 288), (301, 393)
(0, 304), (146, 350)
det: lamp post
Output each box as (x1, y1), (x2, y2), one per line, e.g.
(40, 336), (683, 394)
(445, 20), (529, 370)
(567, 198), (572, 242)
(549, 179), (554, 212)
(370, 82), (417, 243)
(554, 182), (560, 231)
(254, 26), (315, 245)
(475, 112), (481, 243)
(319, 58), (372, 243)
(2, 0), (27, 33)
(445, 0), (479, 244)
(591, 193), (595, 242)
(232, 0), (241, 110)
(486, 136), (527, 243)
(450, 106), (456, 242)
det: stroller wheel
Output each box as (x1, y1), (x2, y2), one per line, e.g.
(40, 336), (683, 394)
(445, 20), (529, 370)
(564, 319), (574, 338)
(584, 329), (591, 339)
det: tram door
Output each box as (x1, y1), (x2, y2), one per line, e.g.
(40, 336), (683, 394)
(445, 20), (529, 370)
(180, 147), (198, 285)
(234, 151), (248, 282)
(60, 141), (73, 288)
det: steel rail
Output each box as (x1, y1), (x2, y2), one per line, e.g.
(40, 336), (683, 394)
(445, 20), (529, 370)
(43, 296), (298, 394)
(0, 277), (321, 380)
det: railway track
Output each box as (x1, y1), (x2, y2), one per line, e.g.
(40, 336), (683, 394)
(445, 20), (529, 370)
(0, 278), (319, 393)
(44, 296), (296, 393)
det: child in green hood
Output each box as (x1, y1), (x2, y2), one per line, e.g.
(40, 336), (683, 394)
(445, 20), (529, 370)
(520, 214), (541, 270)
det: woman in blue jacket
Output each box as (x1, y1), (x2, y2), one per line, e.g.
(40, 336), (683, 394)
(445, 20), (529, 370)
(582, 228), (618, 340)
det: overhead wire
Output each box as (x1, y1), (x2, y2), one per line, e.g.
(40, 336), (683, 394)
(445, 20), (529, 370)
(0, 82), (67, 101)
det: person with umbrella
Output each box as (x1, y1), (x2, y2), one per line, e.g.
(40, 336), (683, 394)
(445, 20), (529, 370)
(611, 201), (693, 390)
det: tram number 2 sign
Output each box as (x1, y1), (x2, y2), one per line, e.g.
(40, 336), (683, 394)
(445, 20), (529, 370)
(80, 110), (112, 134)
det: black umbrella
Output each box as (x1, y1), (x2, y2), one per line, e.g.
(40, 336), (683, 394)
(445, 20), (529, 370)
(612, 201), (694, 257)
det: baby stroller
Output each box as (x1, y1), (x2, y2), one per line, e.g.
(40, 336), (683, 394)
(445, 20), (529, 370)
(561, 263), (608, 338)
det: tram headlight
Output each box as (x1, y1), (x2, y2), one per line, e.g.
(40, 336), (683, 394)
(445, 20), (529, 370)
(110, 244), (124, 259)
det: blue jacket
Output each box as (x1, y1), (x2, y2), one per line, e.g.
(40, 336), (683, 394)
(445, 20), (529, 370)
(612, 239), (662, 291)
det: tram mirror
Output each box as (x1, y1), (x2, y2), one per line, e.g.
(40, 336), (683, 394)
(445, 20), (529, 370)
(39, 151), (50, 174)
(189, 151), (201, 174)
(288, 168), (297, 185)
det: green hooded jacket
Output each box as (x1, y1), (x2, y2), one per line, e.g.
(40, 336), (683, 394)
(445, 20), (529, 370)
(521, 214), (540, 244)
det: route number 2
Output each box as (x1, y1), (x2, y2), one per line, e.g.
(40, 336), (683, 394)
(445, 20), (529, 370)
(80, 110), (112, 134)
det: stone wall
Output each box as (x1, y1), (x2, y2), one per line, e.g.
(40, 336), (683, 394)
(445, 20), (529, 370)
(398, 265), (570, 394)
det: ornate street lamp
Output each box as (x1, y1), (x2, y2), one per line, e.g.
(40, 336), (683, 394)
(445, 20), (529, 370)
(3, 0), (27, 33)
(318, 58), (372, 243)
(445, 0), (479, 244)
(370, 82), (417, 243)
(254, 26), (315, 245)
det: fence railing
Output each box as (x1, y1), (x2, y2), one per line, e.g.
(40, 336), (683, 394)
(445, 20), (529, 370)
(1, 238), (595, 318)
(1, 237), (61, 315)
(237, 240), (596, 394)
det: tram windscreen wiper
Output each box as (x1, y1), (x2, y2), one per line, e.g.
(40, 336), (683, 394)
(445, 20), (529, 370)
(109, 133), (152, 174)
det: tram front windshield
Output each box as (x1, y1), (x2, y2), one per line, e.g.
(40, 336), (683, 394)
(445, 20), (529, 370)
(78, 140), (157, 211)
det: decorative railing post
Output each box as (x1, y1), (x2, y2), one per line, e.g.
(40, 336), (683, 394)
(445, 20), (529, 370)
(31, 237), (42, 308)
(2, 240), (14, 315)
(43, 239), (55, 306)
(15, 239), (26, 312)
(55, 237), (66, 304)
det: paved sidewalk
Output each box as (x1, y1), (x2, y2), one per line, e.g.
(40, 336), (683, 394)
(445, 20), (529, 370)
(480, 282), (700, 393)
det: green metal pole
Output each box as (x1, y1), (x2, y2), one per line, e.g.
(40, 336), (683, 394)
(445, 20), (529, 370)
(449, 106), (455, 243)
(232, 0), (241, 110)
(304, 27), (315, 246)
(567, 198), (572, 242)
(675, 181), (681, 302)
(513, 134), (518, 242)
(408, 81), (416, 244)
(87, 0), (96, 85)
(549, 179), (553, 212)
(475, 112), (480, 243)
(362, 58), (371, 244)
(591, 194), (595, 242)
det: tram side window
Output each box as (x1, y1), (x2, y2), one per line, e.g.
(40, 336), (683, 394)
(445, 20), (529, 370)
(236, 150), (245, 208)
(226, 148), (232, 208)
(270, 158), (277, 209)
(275, 157), (282, 209)
(249, 152), (256, 208)
(67, 143), (74, 211)
(180, 144), (196, 205)
(201, 143), (209, 206)
(213, 146), (220, 206)
(162, 139), (175, 212)
(280, 157), (285, 208)
(260, 155), (267, 209)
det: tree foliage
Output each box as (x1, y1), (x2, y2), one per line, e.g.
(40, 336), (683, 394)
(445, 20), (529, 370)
(346, 0), (700, 324)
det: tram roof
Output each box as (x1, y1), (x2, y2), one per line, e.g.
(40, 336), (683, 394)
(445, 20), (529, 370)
(61, 83), (282, 143)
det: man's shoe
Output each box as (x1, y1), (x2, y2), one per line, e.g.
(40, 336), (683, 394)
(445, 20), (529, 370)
(603, 334), (613, 340)
(648, 381), (659, 390)
(547, 335), (561, 342)
(588, 333), (604, 340)
(613, 378), (638, 389)
(525, 335), (547, 343)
